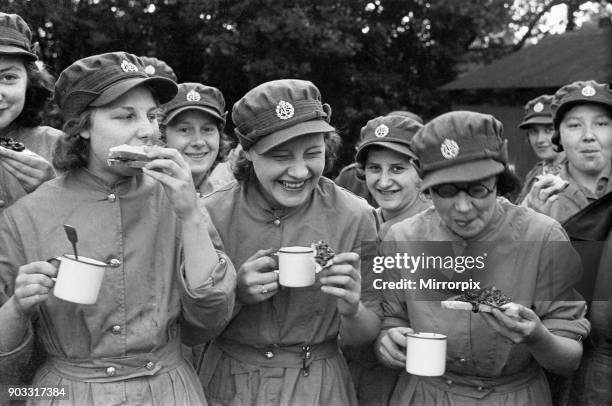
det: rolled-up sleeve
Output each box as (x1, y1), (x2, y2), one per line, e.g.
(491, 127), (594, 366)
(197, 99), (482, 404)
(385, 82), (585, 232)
(536, 224), (591, 340)
(179, 250), (236, 345)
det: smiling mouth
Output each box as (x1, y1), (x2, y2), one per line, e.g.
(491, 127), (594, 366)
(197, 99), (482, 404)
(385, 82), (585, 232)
(279, 180), (306, 190)
(186, 152), (209, 159)
(377, 189), (400, 195)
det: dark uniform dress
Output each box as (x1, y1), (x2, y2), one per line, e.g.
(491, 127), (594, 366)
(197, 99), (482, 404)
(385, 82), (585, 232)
(0, 169), (236, 405)
(199, 177), (379, 406)
(381, 199), (590, 406)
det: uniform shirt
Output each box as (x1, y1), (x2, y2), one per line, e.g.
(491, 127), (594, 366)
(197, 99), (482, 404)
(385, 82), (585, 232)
(538, 163), (612, 223)
(200, 177), (379, 405)
(335, 163), (378, 207)
(0, 126), (62, 212)
(517, 156), (565, 203)
(381, 199), (589, 404)
(0, 166), (26, 212)
(0, 168), (236, 404)
(376, 197), (432, 240)
(5, 125), (63, 164)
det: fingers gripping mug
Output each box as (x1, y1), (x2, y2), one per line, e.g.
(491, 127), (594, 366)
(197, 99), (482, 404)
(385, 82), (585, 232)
(52, 254), (107, 304)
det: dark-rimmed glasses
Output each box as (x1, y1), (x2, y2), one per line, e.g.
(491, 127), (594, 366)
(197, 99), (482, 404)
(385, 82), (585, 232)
(431, 183), (495, 199)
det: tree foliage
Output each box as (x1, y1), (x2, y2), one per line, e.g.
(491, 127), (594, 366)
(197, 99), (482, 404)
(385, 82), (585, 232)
(1, 0), (608, 169)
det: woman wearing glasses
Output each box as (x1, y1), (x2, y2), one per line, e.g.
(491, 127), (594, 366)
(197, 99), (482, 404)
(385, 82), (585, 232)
(374, 111), (589, 405)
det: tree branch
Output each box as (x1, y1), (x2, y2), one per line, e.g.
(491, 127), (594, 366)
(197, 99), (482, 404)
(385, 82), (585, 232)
(512, 0), (566, 51)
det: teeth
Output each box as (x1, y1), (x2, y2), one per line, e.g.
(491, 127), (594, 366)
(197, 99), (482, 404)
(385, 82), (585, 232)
(280, 181), (305, 189)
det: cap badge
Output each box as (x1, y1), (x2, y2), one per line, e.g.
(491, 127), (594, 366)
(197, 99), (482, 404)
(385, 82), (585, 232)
(581, 85), (596, 97)
(374, 124), (389, 137)
(120, 60), (139, 73)
(440, 139), (460, 160)
(533, 102), (544, 113)
(276, 100), (295, 120)
(144, 65), (156, 75)
(186, 89), (201, 102)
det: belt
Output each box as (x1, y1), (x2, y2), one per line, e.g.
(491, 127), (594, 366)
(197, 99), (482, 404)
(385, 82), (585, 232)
(45, 338), (184, 383)
(215, 337), (340, 377)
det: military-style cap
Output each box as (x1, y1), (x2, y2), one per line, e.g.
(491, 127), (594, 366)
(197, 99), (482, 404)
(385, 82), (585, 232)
(355, 115), (422, 164)
(518, 94), (553, 129)
(386, 110), (424, 125)
(161, 82), (226, 126)
(140, 56), (178, 82)
(54, 51), (178, 121)
(0, 13), (37, 60)
(411, 111), (508, 190)
(551, 80), (612, 149)
(232, 79), (334, 154)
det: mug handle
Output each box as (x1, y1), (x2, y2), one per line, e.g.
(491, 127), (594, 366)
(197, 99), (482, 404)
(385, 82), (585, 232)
(46, 256), (62, 282)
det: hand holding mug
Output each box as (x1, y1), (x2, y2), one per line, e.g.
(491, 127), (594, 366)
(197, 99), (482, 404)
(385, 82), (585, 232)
(237, 248), (280, 305)
(13, 261), (58, 316)
(375, 326), (415, 369)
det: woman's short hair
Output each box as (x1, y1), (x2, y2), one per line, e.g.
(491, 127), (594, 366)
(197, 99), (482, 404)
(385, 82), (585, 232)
(233, 131), (342, 182)
(14, 61), (54, 128)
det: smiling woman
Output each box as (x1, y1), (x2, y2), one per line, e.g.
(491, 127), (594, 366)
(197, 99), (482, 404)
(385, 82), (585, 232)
(198, 79), (381, 405)
(161, 82), (233, 196)
(0, 12), (63, 210)
(523, 80), (612, 222)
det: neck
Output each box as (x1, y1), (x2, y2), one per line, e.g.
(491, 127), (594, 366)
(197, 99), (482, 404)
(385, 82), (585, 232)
(381, 194), (421, 222)
(193, 170), (209, 191)
(568, 162), (610, 194)
(543, 153), (564, 166)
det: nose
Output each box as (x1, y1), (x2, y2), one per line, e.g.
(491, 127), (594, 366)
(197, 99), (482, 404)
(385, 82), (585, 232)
(453, 191), (472, 213)
(287, 158), (309, 179)
(582, 125), (596, 142)
(191, 130), (206, 147)
(135, 115), (158, 143)
(535, 130), (548, 145)
(377, 169), (393, 188)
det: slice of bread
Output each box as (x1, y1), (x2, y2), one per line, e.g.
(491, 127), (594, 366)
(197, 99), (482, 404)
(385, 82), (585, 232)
(107, 144), (150, 168)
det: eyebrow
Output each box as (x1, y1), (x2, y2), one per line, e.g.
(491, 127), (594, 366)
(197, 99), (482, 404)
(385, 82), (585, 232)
(0, 65), (24, 73)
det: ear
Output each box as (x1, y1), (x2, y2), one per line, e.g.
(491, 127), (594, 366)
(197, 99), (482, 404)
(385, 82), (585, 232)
(244, 149), (254, 162)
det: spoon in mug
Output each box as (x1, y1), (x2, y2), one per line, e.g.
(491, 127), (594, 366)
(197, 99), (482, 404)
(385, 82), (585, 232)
(63, 224), (79, 261)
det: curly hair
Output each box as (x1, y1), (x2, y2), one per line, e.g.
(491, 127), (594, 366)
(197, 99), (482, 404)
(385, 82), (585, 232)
(233, 131), (342, 182)
(12, 61), (54, 128)
(159, 113), (233, 171)
(52, 110), (92, 170)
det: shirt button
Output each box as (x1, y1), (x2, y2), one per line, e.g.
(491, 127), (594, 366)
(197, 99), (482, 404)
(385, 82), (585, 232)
(108, 258), (121, 267)
(111, 325), (121, 334)
(264, 351), (274, 359)
(446, 379), (453, 385)
(145, 361), (155, 370)
(459, 358), (467, 363)
(273, 219), (281, 227)
(477, 386), (484, 391)
(106, 366), (116, 376)
(107, 193), (116, 202)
